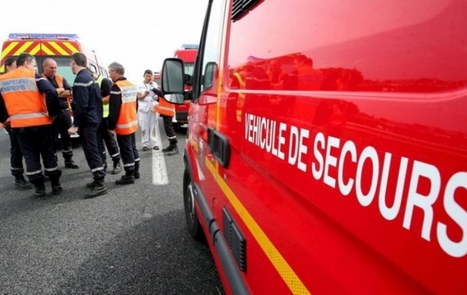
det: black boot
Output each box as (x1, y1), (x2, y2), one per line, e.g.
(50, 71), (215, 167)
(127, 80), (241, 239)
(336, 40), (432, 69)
(162, 142), (176, 153)
(65, 159), (79, 169)
(134, 161), (140, 179)
(84, 179), (108, 199)
(115, 173), (135, 185)
(167, 146), (179, 156)
(14, 176), (33, 190)
(111, 161), (122, 175)
(50, 174), (63, 196)
(85, 180), (96, 189)
(163, 141), (179, 155)
(30, 179), (46, 198)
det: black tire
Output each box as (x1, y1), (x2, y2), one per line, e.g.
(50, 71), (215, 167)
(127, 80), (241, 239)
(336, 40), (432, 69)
(183, 166), (204, 241)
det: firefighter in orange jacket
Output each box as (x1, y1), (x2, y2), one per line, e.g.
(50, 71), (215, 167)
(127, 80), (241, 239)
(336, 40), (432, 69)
(107, 62), (140, 185)
(0, 53), (62, 198)
(2, 56), (33, 190)
(153, 89), (179, 155)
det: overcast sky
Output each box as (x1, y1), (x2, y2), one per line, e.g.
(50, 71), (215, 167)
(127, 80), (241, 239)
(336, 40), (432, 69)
(0, 0), (206, 83)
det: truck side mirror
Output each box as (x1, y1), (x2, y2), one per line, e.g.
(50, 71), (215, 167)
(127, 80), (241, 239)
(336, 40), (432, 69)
(203, 61), (216, 89)
(161, 58), (185, 93)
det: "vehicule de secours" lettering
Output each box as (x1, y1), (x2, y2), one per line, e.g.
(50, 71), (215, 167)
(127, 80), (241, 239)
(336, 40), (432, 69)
(244, 112), (467, 258)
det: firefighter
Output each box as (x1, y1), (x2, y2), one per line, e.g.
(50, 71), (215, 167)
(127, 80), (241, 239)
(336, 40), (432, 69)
(154, 91), (179, 156)
(1, 56), (33, 190)
(107, 62), (140, 185)
(89, 68), (122, 174)
(42, 58), (79, 169)
(68, 52), (107, 198)
(0, 53), (62, 197)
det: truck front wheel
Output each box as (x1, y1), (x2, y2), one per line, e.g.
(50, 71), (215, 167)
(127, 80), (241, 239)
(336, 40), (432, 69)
(183, 167), (204, 241)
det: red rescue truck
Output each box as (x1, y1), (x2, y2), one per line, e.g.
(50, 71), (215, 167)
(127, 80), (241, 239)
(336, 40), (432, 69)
(172, 44), (198, 129)
(153, 71), (161, 86)
(161, 0), (467, 294)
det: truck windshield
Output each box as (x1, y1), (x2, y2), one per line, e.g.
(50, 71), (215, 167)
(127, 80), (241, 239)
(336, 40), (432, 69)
(185, 63), (194, 76)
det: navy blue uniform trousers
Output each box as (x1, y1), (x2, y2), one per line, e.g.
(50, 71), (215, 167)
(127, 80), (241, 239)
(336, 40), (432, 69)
(79, 123), (106, 180)
(13, 125), (60, 182)
(116, 132), (140, 175)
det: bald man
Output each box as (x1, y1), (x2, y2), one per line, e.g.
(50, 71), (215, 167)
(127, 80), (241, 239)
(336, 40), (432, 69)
(42, 58), (79, 169)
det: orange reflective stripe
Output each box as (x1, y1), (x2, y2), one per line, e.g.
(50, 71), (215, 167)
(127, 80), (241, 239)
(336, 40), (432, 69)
(116, 120), (138, 129)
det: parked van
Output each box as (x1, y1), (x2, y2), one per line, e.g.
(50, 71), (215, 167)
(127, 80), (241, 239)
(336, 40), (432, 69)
(162, 1), (467, 294)
(0, 33), (108, 78)
(0, 33), (109, 138)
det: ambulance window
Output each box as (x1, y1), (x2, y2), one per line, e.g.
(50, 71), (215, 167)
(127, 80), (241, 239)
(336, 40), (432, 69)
(53, 57), (75, 85)
(199, 0), (225, 93)
(89, 64), (98, 75)
(100, 67), (108, 78)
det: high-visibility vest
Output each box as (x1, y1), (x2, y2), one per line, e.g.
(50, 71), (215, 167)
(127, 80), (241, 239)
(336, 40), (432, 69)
(154, 96), (175, 117)
(0, 68), (53, 128)
(96, 75), (109, 117)
(114, 79), (138, 135)
(43, 73), (72, 109)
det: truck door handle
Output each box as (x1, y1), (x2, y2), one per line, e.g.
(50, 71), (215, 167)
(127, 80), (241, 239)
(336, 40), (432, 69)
(208, 127), (230, 168)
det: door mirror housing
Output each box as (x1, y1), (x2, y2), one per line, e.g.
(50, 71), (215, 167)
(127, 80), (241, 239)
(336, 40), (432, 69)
(162, 58), (185, 93)
(161, 58), (189, 104)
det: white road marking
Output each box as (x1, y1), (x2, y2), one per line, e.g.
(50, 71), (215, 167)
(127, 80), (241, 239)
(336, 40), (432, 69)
(152, 122), (169, 185)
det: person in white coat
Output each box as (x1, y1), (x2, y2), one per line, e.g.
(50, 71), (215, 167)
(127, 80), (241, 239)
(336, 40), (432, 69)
(137, 69), (160, 151)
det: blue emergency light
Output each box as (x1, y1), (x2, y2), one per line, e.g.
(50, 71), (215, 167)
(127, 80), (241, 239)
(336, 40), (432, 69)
(181, 44), (199, 50)
(8, 33), (79, 40)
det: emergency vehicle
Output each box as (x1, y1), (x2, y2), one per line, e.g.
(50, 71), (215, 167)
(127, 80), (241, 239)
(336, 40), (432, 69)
(161, 0), (467, 294)
(172, 44), (198, 129)
(0, 33), (108, 138)
(0, 33), (108, 78)
(153, 71), (161, 86)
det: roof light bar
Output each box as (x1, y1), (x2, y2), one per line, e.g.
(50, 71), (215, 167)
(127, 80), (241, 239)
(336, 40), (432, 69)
(8, 33), (79, 40)
(181, 44), (199, 50)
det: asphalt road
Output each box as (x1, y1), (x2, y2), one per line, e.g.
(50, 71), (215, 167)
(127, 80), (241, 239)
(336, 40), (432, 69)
(0, 121), (224, 295)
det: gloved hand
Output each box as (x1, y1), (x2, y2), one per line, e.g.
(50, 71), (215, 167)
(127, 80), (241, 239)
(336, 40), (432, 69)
(151, 88), (164, 98)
